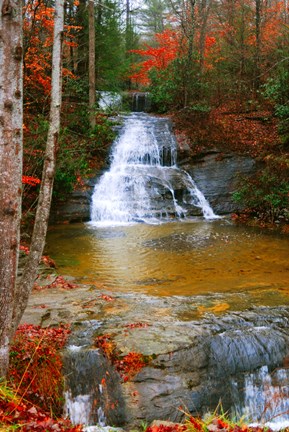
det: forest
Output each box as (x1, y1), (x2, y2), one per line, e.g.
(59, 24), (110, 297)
(7, 0), (289, 225)
(20, 0), (289, 226)
(0, 0), (289, 430)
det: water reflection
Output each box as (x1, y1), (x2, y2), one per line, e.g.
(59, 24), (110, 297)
(45, 219), (289, 310)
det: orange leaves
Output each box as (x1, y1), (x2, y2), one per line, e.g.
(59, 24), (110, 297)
(23, 0), (54, 96)
(20, 244), (30, 255)
(2, 323), (83, 431)
(41, 255), (56, 268)
(23, 0), (79, 103)
(115, 352), (146, 382)
(99, 294), (114, 302)
(146, 423), (186, 432)
(22, 175), (41, 186)
(33, 275), (78, 291)
(0, 397), (83, 431)
(95, 334), (116, 360)
(95, 329), (148, 382)
(129, 29), (180, 85)
(125, 322), (150, 329)
(8, 324), (71, 417)
(129, 26), (217, 86)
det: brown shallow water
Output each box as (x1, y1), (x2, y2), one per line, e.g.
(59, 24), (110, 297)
(45, 219), (289, 312)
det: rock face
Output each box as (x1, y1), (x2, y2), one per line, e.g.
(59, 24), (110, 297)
(50, 148), (257, 224)
(22, 286), (289, 428)
(180, 151), (257, 215)
(62, 305), (289, 427)
(50, 175), (99, 224)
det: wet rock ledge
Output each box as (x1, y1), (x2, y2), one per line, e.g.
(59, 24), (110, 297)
(50, 150), (256, 223)
(22, 286), (289, 428)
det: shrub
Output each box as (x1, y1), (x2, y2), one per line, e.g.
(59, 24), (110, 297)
(233, 164), (289, 223)
(8, 324), (70, 417)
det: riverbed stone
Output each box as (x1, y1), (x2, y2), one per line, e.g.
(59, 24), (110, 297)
(22, 283), (289, 428)
(50, 131), (257, 224)
(180, 151), (258, 215)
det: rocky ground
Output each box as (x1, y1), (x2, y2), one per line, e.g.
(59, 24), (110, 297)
(22, 272), (289, 429)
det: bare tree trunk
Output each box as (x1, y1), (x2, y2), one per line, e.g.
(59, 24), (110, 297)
(184, 0), (196, 106)
(187, 0), (196, 64)
(89, 0), (96, 128)
(254, 0), (261, 91)
(126, 0), (130, 50)
(12, 0), (64, 333)
(0, 0), (23, 378)
(198, 0), (211, 73)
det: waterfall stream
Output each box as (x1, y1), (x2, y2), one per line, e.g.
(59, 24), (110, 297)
(231, 366), (289, 430)
(59, 112), (289, 430)
(90, 113), (218, 225)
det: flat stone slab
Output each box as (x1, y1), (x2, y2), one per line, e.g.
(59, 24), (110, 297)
(22, 280), (289, 427)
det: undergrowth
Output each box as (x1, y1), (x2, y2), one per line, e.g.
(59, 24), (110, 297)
(0, 324), (82, 431)
(1, 324), (289, 431)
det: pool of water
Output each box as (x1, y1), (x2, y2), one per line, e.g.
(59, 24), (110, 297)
(45, 218), (289, 311)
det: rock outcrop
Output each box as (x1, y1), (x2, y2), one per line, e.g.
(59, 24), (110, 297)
(22, 286), (289, 428)
(180, 150), (257, 215)
(50, 149), (257, 224)
(65, 305), (289, 427)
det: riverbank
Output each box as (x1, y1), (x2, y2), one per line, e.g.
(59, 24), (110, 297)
(6, 228), (289, 431)
(5, 276), (289, 431)
(47, 104), (289, 231)
(170, 104), (289, 230)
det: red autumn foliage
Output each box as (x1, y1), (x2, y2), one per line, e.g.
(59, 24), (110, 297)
(146, 424), (186, 432)
(0, 324), (83, 431)
(41, 255), (57, 268)
(129, 27), (216, 86)
(95, 334), (116, 360)
(20, 244), (30, 255)
(115, 352), (146, 382)
(22, 175), (41, 186)
(172, 103), (280, 158)
(125, 322), (150, 329)
(95, 334), (147, 381)
(23, 0), (79, 103)
(0, 397), (83, 431)
(188, 416), (203, 431)
(19, 244), (56, 268)
(8, 324), (70, 414)
(47, 275), (77, 290)
(129, 29), (180, 85)
(99, 293), (114, 302)
(144, 417), (278, 432)
(33, 275), (78, 291)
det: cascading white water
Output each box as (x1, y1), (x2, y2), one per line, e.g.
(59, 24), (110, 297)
(231, 365), (289, 430)
(90, 113), (218, 225)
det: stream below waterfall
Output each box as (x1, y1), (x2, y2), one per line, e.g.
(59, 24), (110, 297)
(46, 220), (289, 311)
(46, 112), (289, 308)
(45, 112), (289, 430)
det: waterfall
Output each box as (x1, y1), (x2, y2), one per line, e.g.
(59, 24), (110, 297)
(90, 113), (218, 225)
(231, 365), (289, 430)
(132, 92), (151, 112)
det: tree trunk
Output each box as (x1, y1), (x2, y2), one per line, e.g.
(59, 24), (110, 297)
(254, 0), (261, 91)
(126, 0), (131, 50)
(12, 0), (64, 333)
(198, 0), (211, 73)
(89, 0), (96, 128)
(184, 0), (196, 106)
(0, 0), (23, 378)
(75, 0), (88, 77)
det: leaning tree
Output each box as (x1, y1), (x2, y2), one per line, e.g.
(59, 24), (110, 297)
(0, 0), (64, 378)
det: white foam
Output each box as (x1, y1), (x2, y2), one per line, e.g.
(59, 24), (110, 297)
(64, 391), (92, 425)
(90, 113), (218, 225)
